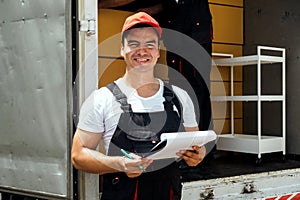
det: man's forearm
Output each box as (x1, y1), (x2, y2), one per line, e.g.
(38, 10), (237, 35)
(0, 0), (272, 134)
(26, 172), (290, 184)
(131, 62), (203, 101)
(72, 146), (123, 174)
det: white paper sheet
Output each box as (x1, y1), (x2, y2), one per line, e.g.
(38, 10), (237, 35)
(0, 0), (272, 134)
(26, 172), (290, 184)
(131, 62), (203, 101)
(146, 130), (217, 160)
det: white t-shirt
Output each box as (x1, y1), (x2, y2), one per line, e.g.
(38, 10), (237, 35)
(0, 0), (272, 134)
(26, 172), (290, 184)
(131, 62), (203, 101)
(77, 78), (198, 152)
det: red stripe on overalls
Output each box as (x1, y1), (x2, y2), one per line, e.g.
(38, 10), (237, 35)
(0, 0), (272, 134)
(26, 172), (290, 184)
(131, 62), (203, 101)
(134, 180), (139, 200)
(179, 59), (182, 74)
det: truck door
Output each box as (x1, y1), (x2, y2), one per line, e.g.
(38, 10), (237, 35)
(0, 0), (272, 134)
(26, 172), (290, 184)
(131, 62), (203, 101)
(75, 0), (99, 199)
(0, 0), (74, 199)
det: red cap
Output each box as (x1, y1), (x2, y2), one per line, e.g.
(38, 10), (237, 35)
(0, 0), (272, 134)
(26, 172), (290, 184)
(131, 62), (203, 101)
(121, 12), (162, 38)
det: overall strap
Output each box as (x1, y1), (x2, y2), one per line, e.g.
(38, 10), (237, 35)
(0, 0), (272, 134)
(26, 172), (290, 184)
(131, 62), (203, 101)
(163, 83), (183, 120)
(106, 82), (132, 112)
(107, 82), (182, 117)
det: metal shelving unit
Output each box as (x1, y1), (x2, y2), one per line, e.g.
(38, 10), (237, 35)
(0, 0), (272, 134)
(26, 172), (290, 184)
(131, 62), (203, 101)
(212, 46), (286, 162)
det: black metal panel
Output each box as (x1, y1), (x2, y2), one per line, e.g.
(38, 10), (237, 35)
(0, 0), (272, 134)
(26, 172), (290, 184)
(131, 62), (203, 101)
(244, 0), (300, 154)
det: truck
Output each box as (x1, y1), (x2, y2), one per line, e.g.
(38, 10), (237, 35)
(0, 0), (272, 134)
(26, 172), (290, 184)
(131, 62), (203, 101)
(1, 0), (300, 199)
(0, 0), (99, 199)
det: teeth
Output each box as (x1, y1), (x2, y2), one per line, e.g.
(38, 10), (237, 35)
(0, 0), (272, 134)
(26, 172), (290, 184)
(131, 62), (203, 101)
(136, 58), (148, 62)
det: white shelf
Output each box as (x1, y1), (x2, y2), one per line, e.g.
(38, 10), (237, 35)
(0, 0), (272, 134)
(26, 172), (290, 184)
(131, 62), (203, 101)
(211, 95), (284, 101)
(213, 55), (284, 66)
(217, 134), (284, 154)
(213, 46), (286, 159)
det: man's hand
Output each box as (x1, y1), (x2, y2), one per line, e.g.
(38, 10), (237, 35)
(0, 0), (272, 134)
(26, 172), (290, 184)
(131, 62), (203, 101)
(176, 145), (206, 167)
(121, 153), (153, 178)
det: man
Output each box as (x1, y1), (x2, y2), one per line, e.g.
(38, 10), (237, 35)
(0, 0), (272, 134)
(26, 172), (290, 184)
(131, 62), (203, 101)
(72, 12), (206, 200)
(99, 0), (213, 131)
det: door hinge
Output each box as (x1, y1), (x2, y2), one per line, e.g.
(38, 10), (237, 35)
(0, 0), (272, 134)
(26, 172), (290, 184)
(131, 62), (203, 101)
(79, 19), (96, 36)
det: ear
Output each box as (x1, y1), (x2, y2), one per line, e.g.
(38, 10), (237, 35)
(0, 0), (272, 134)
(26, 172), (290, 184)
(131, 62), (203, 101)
(120, 46), (124, 57)
(156, 42), (161, 58)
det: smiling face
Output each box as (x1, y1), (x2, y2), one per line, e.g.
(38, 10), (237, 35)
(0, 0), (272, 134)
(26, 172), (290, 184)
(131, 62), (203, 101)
(121, 27), (160, 73)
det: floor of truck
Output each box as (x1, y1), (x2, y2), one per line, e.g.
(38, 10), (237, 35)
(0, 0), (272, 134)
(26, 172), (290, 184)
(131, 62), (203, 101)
(180, 150), (300, 182)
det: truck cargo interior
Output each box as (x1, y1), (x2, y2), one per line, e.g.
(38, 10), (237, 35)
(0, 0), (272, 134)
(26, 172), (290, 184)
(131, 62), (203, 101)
(96, 1), (300, 198)
(97, 1), (300, 180)
(1, 0), (300, 199)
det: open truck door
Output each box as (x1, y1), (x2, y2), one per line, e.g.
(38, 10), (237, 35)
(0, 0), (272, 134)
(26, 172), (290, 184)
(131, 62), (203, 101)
(0, 0), (74, 199)
(0, 0), (98, 199)
(75, 0), (99, 199)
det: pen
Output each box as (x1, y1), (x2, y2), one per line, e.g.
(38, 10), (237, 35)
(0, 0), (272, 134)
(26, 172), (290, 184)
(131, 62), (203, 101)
(120, 149), (145, 172)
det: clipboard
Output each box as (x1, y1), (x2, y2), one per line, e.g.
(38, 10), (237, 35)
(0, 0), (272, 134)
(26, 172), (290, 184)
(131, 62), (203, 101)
(146, 130), (217, 160)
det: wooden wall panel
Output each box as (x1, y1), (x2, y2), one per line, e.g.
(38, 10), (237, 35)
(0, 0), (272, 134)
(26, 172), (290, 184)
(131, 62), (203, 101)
(98, 9), (131, 44)
(209, 1), (244, 135)
(234, 82), (243, 96)
(234, 102), (243, 118)
(98, 58), (126, 87)
(214, 119), (230, 134)
(211, 82), (243, 96)
(212, 44), (243, 56)
(211, 81), (229, 96)
(211, 101), (230, 119)
(234, 119), (243, 134)
(211, 102), (243, 119)
(210, 4), (243, 44)
(212, 112), (243, 134)
(211, 65), (230, 82)
(209, 0), (243, 7)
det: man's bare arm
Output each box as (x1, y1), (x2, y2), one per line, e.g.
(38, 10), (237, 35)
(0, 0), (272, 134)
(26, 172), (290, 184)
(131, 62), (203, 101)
(71, 128), (152, 175)
(71, 128), (124, 174)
